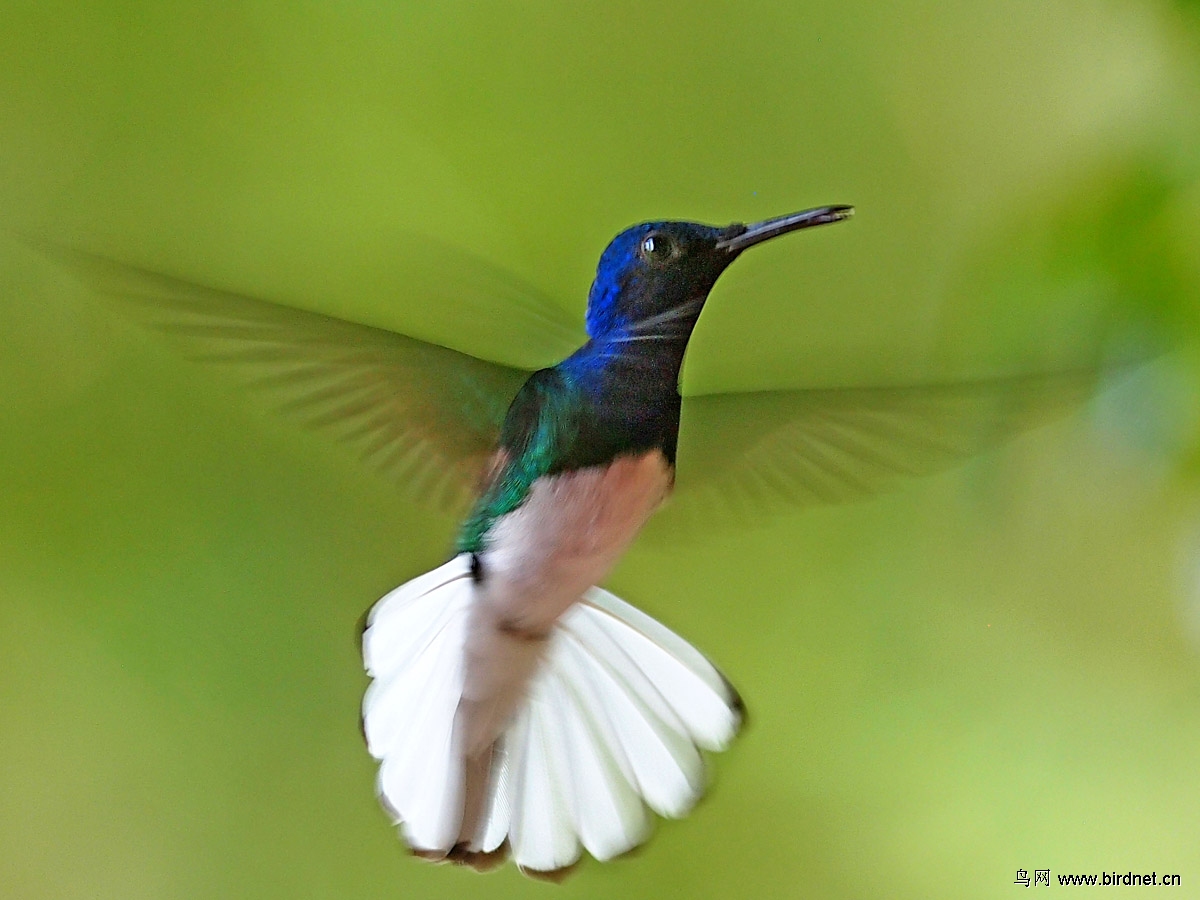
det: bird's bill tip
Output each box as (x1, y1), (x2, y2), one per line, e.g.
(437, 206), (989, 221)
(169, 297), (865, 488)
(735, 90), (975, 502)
(715, 205), (854, 253)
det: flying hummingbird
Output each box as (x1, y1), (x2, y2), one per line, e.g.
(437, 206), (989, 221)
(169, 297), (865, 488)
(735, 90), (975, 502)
(36, 205), (1114, 879)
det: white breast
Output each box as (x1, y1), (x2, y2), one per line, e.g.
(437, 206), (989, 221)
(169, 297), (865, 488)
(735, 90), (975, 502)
(479, 450), (673, 636)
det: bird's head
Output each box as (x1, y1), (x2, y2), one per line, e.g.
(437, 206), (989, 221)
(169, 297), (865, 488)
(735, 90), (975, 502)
(585, 206), (853, 342)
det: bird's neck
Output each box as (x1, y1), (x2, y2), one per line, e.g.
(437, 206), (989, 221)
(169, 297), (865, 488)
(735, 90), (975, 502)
(564, 330), (690, 399)
(571, 295), (706, 394)
(553, 326), (696, 469)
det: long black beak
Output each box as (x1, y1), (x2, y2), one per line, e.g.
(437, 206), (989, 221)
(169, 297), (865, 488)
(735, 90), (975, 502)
(715, 205), (854, 253)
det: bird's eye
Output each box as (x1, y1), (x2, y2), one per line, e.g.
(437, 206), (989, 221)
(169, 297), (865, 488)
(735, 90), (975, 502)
(639, 232), (677, 263)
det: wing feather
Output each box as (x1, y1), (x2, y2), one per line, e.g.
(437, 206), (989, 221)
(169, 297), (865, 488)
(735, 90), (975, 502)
(38, 244), (580, 513)
(665, 365), (1134, 528)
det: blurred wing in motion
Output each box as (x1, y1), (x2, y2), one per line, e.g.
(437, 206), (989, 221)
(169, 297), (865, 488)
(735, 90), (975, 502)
(663, 365), (1132, 530)
(40, 243), (582, 514)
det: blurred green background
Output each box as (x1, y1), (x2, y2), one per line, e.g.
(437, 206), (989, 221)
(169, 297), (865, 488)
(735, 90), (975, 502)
(2, 2), (1200, 898)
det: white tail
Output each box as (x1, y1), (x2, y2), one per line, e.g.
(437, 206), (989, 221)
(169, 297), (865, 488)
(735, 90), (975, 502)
(361, 554), (744, 877)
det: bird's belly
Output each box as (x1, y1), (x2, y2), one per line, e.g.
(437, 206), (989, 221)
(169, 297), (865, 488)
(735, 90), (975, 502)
(478, 450), (673, 636)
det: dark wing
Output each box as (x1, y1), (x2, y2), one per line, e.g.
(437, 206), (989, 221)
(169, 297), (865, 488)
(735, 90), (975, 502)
(660, 365), (1132, 530)
(42, 244), (582, 514)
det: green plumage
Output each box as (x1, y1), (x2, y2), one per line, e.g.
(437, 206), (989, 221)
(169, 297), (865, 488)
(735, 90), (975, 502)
(456, 370), (583, 554)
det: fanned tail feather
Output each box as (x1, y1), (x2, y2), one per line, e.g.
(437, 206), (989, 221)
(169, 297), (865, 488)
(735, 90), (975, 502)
(361, 554), (743, 877)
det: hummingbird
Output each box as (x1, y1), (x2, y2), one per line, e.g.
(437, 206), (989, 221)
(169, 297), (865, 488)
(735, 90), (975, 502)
(362, 206), (854, 876)
(33, 205), (1114, 879)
